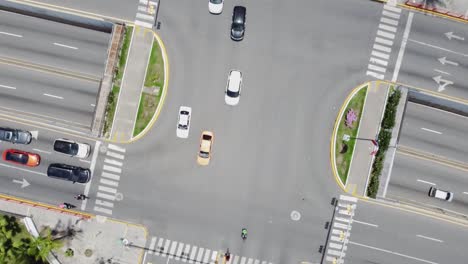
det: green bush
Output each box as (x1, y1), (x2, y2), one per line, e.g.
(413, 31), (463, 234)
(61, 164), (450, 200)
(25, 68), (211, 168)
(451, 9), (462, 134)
(382, 90), (401, 129)
(377, 130), (392, 152)
(367, 174), (380, 198)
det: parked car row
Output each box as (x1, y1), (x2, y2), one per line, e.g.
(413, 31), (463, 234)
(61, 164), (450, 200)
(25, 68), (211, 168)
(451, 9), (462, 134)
(0, 127), (91, 183)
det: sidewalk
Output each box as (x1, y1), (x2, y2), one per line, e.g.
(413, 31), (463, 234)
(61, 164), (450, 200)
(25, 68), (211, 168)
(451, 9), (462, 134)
(397, 0), (468, 20)
(346, 82), (389, 196)
(111, 27), (154, 141)
(0, 195), (146, 264)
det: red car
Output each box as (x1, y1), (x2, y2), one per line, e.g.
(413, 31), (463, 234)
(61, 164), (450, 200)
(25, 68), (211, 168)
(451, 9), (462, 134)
(3, 149), (40, 167)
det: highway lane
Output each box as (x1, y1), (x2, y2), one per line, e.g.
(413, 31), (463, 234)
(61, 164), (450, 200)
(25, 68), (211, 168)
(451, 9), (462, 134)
(0, 10), (110, 77)
(346, 201), (468, 264)
(392, 10), (468, 98)
(0, 62), (98, 128)
(105, 0), (384, 263)
(0, 119), (99, 207)
(399, 102), (468, 163)
(386, 153), (468, 215)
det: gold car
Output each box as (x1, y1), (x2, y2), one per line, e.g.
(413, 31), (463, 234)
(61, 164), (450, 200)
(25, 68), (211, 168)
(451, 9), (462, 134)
(197, 131), (214, 165)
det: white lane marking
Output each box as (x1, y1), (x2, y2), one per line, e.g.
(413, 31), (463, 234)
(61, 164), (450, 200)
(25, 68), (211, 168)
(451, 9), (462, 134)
(417, 235), (443, 243)
(43, 93), (64, 99)
(196, 248), (204, 261)
(417, 179), (436, 185)
(373, 43), (392, 52)
(409, 39), (468, 57)
(327, 249), (343, 257)
(381, 17), (399, 26)
(82, 141), (101, 210)
(377, 30), (395, 39)
(383, 10), (401, 19)
(463, 192), (468, 195)
(0, 31), (22, 37)
(95, 199), (114, 207)
(421, 127), (442, 134)
(368, 64), (387, 73)
(372, 49), (391, 59)
(370, 57), (389, 66)
(384, 4), (401, 13)
(335, 217), (352, 223)
(350, 241), (437, 264)
(329, 242), (343, 250)
(79, 159), (91, 163)
(375, 36), (394, 46)
(175, 242), (184, 260)
(106, 151), (125, 160)
(100, 178), (119, 187)
(156, 238), (164, 255)
(108, 144), (126, 153)
(434, 69), (451, 75)
(101, 171), (120, 181)
(98, 185), (117, 194)
(392, 12), (413, 82)
(333, 222), (350, 230)
(149, 237), (157, 252)
(104, 158), (123, 167)
(103, 165), (121, 173)
(91, 104), (95, 107)
(203, 249), (210, 263)
(53, 42), (78, 50)
(169, 241), (178, 258)
(353, 220), (378, 227)
(93, 206), (112, 214)
(366, 71), (385, 79)
(139, 0), (158, 6)
(379, 24), (397, 33)
(32, 148), (51, 154)
(189, 246), (197, 263)
(136, 12), (154, 21)
(0, 84), (17, 90)
(135, 20), (153, 28)
(97, 192), (115, 201)
(0, 163), (46, 176)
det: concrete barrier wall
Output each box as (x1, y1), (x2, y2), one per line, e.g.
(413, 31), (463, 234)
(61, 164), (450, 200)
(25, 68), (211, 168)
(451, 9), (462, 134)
(0, 0), (113, 33)
(408, 89), (468, 117)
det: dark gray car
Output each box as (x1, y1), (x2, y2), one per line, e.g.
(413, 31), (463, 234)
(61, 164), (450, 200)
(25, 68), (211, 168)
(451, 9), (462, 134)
(47, 163), (91, 183)
(231, 6), (246, 41)
(0, 128), (32, 144)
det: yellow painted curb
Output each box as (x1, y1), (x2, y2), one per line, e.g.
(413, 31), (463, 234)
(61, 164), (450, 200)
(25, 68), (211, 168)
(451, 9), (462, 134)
(330, 82), (370, 193)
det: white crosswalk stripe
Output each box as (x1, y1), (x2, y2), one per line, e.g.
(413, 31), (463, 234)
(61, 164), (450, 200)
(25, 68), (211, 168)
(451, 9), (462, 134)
(145, 236), (273, 264)
(93, 144), (126, 216)
(134, 0), (158, 29)
(365, 4), (402, 81)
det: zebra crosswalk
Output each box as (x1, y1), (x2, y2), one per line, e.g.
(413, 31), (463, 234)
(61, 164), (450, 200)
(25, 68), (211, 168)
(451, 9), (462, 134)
(93, 144), (126, 215)
(324, 195), (358, 264)
(135, 0), (158, 29)
(366, 3), (402, 80)
(145, 236), (273, 264)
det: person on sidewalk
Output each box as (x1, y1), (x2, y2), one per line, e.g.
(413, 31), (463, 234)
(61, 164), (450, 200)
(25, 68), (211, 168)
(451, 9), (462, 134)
(60, 203), (76, 209)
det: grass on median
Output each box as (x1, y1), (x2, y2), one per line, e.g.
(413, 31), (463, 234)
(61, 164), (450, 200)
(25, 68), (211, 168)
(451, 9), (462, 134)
(103, 26), (133, 137)
(335, 86), (368, 184)
(133, 38), (165, 137)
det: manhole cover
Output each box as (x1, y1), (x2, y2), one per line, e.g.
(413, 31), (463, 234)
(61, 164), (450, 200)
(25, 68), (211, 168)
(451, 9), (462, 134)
(291, 210), (301, 221)
(115, 193), (124, 201)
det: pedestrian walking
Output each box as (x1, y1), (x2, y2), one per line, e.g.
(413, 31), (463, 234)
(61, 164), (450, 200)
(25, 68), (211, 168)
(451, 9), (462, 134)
(63, 203), (76, 209)
(74, 194), (88, 200)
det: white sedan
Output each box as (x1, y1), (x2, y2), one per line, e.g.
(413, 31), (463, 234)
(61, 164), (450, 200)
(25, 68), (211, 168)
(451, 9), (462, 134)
(225, 70), (242, 106)
(208, 0), (223, 14)
(176, 106), (192, 138)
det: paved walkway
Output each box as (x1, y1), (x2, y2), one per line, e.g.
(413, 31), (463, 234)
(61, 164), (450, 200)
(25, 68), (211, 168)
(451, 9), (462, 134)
(0, 195), (146, 264)
(346, 82), (389, 196)
(398, 0), (468, 20)
(111, 27), (154, 141)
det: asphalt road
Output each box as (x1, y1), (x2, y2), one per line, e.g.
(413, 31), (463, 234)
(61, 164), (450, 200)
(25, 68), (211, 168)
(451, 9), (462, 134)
(0, 118), (98, 207)
(399, 102), (468, 163)
(386, 153), (468, 215)
(0, 63), (98, 128)
(107, 0), (383, 263)
(346, 201), (468, 264)
(391, 10), (468, 98)
(0, 10), (110, 77)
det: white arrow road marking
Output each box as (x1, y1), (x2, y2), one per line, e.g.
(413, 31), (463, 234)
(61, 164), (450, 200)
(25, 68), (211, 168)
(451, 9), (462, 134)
(12, 179), (30, 188)
(438, 56), (459, 66)
(433, 75), (454, 92)
(421, 127), (442, 134)
(445, 31), (464, 41)
(30, 131), (39, 140)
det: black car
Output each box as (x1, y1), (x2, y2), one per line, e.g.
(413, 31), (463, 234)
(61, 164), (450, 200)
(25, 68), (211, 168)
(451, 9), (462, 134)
(231, 6), (246, 41)
(0, 128), (32, 144)
(47, 163), (91, 184)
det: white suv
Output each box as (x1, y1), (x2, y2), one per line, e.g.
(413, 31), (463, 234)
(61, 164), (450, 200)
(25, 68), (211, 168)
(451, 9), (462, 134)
(176, 106), (192, 138)
(225, 70), (242, 106)
(428, 187), (453, 202)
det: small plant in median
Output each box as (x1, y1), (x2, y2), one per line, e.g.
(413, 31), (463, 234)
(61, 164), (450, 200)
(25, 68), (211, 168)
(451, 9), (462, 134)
(367, 88), (401, 198)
